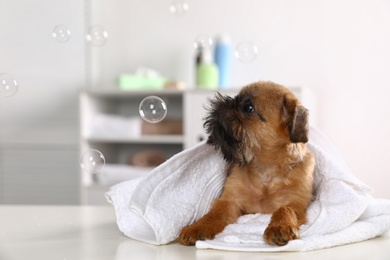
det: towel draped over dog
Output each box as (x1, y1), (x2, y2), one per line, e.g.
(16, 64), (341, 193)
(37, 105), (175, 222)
(106, 127), (390, 251)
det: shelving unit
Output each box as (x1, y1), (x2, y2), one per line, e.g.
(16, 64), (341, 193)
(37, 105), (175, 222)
(79, 88), (237, 204)
(79, 86), (312, 204)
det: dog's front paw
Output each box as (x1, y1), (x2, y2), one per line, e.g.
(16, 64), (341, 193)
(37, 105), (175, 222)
(178, 225), (217, 246)
(263, 225), (299, 246)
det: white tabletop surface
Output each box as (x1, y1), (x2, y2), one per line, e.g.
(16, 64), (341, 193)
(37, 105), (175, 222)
(0, 206), (389, 260)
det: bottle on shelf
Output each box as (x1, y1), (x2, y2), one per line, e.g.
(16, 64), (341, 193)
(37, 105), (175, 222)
(196, 47), (219, 89)
(214, 34), (232, 89)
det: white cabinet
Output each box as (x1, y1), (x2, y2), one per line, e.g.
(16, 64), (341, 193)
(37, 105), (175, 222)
(79, 88), (233, 204)
(79, 86), (311, 204)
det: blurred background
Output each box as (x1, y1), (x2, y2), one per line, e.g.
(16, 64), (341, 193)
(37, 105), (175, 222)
(1, 0), (390, 204)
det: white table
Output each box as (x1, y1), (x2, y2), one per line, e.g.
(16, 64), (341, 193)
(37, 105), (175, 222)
(0, 206), (389, 260)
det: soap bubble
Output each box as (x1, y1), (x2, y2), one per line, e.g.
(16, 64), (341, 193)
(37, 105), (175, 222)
(235, 41), (259, 63)
(193, 34), (213, 50)
(169, 1), (189, 15)
(0, 73), (18, 97)
(52, 24), (71, 43)
(86, 25), (108, 46)
(139, 96), (167, 123)
(80, 149), (105, 173)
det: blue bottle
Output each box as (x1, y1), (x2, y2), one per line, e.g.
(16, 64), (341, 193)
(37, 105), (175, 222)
(214, 34), (232, 89)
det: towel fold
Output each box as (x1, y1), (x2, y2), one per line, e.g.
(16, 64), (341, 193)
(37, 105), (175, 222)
(106, 141), (227, 245)
(106, 127), (390, 251)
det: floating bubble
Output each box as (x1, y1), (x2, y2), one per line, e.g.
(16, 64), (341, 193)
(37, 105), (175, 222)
(139, 96), (167, 123)
(169, 1), (189, 15)
(235, 42), (259, 63)
(80, 149), (105, 173)
(0, 73), (18, 97)
(86, 25), (108, 46)
(193, 34), (213, 50)
(52, 24), (71, 43)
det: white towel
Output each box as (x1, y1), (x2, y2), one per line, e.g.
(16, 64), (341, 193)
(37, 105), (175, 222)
(106, 127), (390, 251)
(106, 141), (228, 245)
(88, 114), (141, 140)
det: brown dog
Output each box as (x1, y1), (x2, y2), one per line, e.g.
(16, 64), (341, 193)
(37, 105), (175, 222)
(179, 81), (315, 246)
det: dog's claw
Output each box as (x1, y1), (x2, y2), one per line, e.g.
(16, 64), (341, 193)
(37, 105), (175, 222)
(264, 225), (299, 246)
(179, 225), (217, 246)
(178, 230), (196, 246)
(291, 229), (298, 239)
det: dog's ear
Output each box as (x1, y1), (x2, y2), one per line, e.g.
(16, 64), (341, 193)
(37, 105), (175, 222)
(282, 94), (309, 143)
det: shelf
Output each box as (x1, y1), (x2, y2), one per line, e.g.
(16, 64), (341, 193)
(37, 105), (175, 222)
(81, 88), (184, 98)
(86, 134), (184, 144)
(80, 87), (240, 99)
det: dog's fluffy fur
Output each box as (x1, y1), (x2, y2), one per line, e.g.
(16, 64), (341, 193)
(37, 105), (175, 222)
(179, 81), (315, 246)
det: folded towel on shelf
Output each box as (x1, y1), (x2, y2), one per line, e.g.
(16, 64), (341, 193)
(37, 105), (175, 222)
(88, 114), (141, 140)
(106, 127), (390, 251)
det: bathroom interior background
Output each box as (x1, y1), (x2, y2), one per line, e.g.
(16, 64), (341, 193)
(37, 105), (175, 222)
(1, 0), (390, 204)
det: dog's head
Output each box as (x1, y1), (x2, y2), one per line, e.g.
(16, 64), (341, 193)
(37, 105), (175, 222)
(204, 81), (309, 165)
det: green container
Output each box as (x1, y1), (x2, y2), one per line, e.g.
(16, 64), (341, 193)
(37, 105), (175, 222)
(197, 63), (219, 89)
(118, 74), (167, 90)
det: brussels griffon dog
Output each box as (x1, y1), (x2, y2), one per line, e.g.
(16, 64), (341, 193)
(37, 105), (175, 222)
(179, 81), (315, 246)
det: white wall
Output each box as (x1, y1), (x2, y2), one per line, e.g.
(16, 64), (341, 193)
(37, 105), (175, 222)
(91, 0), (390, 199)
(0, 0), (84, 204)
(1, 0), (389, 201)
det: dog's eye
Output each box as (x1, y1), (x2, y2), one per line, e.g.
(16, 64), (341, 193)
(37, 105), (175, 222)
(242, 100), (254, 113)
